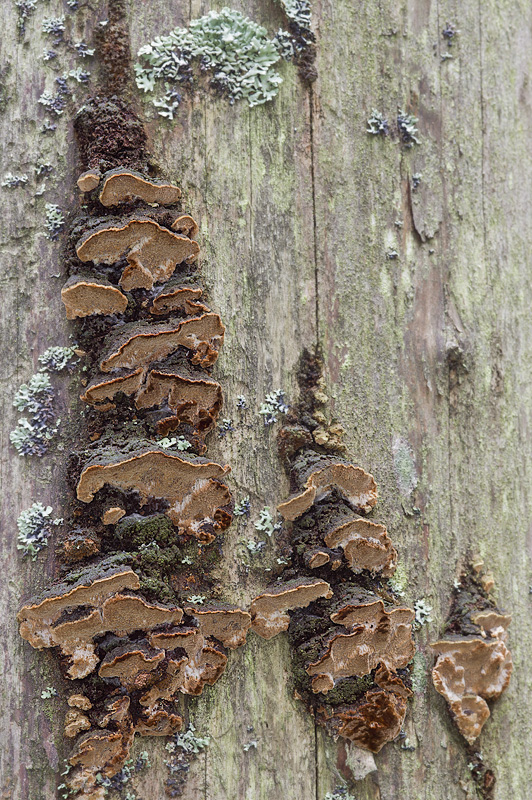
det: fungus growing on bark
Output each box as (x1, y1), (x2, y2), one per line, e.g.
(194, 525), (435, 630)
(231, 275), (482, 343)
(17, 568), (185, 678)
(65, 709), (92, 738)
(98, 315), (225, 372)
(430, 634), (513, 744)
(81, 368), (144, 408)
(336, 689), (408, 753)
(136, 707), (183, 736)
(149, 284), (207, 316)
(307, 600), (415, 694)
(304, 549), (331, 569)
(61, 276), (128, 320)
(76, 449), (231, 540)
(180, 641), (228, 696)
(278, 457), (378, 521)
(249, 578), (333, 639)
(77, 169), (101, 192)
(18, 566), (140, 648)
(76, 218), (200, 291)
(323, 516), (397, 576)
(69, 728), (129, 776)
(68, 694), (92, 711)
(98, 640), (165, 681)
(96, 696), (132, 728)
(148, 626), (203, 656)
(184, 605), (252, 649)
(99, 169), (182, 207)
(170, 214), (199, 240)
(101, 505), (126, 525)
(136, 370), (223, 441)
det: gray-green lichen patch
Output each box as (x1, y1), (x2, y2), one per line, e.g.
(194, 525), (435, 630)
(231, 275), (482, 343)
(135, 7), (308, 115)
(17, 502), (63, 559)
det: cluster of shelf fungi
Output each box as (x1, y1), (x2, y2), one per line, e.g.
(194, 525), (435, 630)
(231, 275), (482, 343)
(15, 22), (512, 800)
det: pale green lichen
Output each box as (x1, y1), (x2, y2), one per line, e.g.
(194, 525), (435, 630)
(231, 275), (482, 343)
(366, 109), (389, 136)
(156, 436), (191, 451)
(17, 502), (62, 559)
(234, 496), (251, 516)
(135, 8), (284, 112)
(173, 724), (210, 754)
(44, 203), (65, 239)
(387, 561), (408, 597)
(254, 507), (281, 536)
(324, 790), (357, 800)
(38, 345), (78, 372)
(413, 598), (433, 629)
(2, 172), (28, 188)
(40, 686), (58, 699)
(397, 110), (420, 146)
(259, 389), (289, 425)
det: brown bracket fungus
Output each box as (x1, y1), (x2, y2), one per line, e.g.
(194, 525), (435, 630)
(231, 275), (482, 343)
(184, 605), (252, 649)
(76, 218), (200, 291)
(307, 600), (415, 694)
(76, 449), (232, 539)
(323, 516), (397, 576)
(249, 578), (333, 639)
(149, 283), (207, 316)
(431, 634), (512, 744)
(61, 276), (128, 319)
(99, 169), (182, 207)
(334, 688), (408, 753)
(278, 456), (378, 521)
(170, 214), (199, 240)
(77, 169), (101, 193)
(98, 314), (225, 371)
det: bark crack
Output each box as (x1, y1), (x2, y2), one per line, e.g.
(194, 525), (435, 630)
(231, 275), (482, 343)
(309, 84), (320, 349)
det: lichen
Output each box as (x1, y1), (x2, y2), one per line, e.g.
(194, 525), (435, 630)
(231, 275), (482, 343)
(38, 345), (78, 372)
(2, 172), (28, 188)
(254, 507), (281, 536)
(135, 8), (285, 111)
(17, 502), (62, 559)
(259, 389), (289, 425)
(234, 496), (251, 517)
(44, 203), (65, 239)
(397, 110), (420, 147)
(366, 109), (389, 136)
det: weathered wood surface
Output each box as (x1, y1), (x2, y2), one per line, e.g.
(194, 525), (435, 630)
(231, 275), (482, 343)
(1, 0), (531, 798)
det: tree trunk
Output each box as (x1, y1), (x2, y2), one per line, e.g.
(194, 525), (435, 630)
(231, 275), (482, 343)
(1, 0), (531, 799)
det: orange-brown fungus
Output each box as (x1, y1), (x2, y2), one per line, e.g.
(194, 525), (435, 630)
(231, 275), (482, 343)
(76, 449), (231, 539)
(150, 284), (208, 316)
(61, 277), (128, 320)
(99, 169), (182, 207)
(170, 214), (199, 240)
(307, 600), (414, 694)
(278, 461), (378, 521)
(76, 219), (199, 291)
(99, 314), (225, 372)
(77, 169), (101, 193)
(184, 605), (252, 649)
(249, 578), (332, 639)
(431, 633), (512, 744)
(323, 517), (397, 576)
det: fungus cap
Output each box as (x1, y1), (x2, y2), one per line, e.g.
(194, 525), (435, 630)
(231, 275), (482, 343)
(278, 460), (378, 521)
(250, 578), (333, 640)
(61, 277), (128, 320)
(98, 169), (182, 207)
(76, 219), (199, 291)
(324, 517), (396, 577)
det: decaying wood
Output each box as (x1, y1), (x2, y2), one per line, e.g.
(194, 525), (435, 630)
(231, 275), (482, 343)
(1, 0), (532, 798)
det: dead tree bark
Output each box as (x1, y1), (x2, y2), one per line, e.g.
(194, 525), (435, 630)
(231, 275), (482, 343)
(1, 0), (531, 798)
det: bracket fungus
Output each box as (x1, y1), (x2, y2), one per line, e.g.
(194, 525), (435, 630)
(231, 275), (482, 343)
(150, 283), (207, 316)
(184, 605), (252, 649)
(170, 214), (199, 241)
(306, 600), (415, 694)
(76, 449), (232, 539)
(98, 169), (182, 207)
(334, 688), (408, 753)
(61, 276), (128, 319)
(18, 568), (184, 678)
(98, 314), (225, 372)
(323, 516), (397, 577)
(77, 169), (101, 193)
(278, 456), (378, 521)
(249, 578), (332, 639)
(431, 633), (512, 744)
(76, 218), (200, 291)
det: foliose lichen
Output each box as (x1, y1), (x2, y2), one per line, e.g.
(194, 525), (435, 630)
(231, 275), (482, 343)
(17, 502), (63, 559)
(259, 389), (289, 425)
